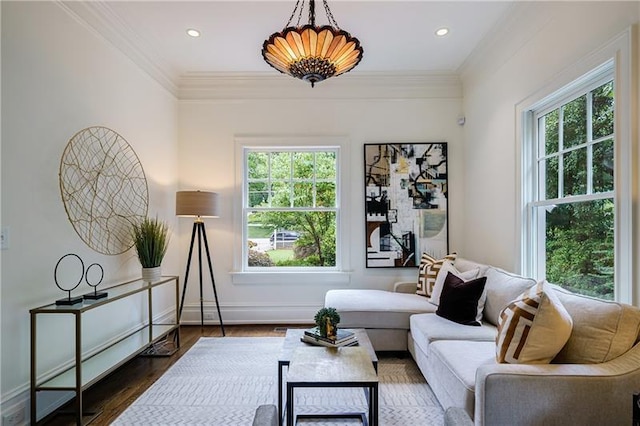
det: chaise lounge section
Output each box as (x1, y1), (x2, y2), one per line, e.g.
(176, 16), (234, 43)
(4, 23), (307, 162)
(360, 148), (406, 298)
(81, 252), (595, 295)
(325, 258), (640, 425)
(323, 288), (437, 351)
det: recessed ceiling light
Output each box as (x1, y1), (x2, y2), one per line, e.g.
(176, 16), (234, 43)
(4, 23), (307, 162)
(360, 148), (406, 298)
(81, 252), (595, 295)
(435, 28), (449, 37)
(186, 28), (201, 38)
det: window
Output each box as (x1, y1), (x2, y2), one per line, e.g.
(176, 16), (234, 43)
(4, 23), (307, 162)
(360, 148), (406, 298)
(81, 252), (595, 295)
(524, 67), (615, 300)
(243, 147), (339, 270)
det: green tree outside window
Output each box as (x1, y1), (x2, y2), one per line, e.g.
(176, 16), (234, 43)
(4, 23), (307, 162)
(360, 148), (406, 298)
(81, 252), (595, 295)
(246, 149), (338, 268)
(538, 80), (614, 300)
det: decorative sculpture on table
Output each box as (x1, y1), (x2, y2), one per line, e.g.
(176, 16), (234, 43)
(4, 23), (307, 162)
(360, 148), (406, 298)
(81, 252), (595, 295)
(314, 307), (340, 340)
(59, 126), (149, 255)
(54, 254), (107, 304)
(54, 253), (85, 305)
(82, 262), (106, 300)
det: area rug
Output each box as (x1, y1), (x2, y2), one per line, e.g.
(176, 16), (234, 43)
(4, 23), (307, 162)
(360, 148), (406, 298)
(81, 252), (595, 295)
(113, 337), (444, 425)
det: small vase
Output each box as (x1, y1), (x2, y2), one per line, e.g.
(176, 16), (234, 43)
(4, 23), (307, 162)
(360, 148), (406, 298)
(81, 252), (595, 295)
(141, 266), (161, 282)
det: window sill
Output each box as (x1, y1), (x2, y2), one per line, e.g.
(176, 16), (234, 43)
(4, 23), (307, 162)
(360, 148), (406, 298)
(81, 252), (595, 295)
(230, 271), (351, 285)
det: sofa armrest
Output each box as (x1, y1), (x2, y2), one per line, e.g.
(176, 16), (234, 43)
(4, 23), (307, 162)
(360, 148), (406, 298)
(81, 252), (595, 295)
(444, 407), (473, 426)
(252, 404), (278, 426)
(393, 281), (417, 293)
(474, 343), (640, 426)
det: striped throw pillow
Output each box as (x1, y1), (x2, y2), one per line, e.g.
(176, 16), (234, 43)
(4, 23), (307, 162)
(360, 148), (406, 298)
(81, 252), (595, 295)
(496, 281), (573, 364)
(416, 253), (457, 297)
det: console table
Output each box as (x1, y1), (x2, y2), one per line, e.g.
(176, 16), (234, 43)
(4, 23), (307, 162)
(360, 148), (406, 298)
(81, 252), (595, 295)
(30, 276), (180, 425)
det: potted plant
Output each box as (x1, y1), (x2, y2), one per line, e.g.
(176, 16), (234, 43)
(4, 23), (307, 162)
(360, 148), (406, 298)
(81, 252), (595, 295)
(132, 216), (169, 282)
(314, 307), (340, 339)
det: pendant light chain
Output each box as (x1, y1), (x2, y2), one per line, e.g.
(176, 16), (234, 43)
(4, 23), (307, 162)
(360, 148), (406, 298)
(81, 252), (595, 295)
(295, 0), (306, 26)
(285, 0), (304, 28)
(309, 0), (316, 26)
(323, 0), (340, 28)
(286, 0), (341, 29)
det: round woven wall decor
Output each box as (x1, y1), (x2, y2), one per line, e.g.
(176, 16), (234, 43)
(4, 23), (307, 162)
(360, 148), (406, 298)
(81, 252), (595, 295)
(59, 126), (149, 255)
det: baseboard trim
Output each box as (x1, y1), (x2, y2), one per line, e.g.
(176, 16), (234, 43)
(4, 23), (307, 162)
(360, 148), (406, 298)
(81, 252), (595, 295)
(178, 303), (319, 325)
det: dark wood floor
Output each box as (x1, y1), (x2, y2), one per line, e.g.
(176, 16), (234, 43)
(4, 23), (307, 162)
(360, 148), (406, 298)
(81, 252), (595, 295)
(43, 324), (304, 425)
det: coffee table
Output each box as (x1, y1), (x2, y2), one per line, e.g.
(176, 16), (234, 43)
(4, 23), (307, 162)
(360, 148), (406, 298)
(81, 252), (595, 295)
(278, 328), (378, 425)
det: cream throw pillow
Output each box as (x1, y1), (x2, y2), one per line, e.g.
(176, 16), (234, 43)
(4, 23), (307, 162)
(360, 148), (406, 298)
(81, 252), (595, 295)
(496, 280), (573, 364)
(482, 267), (537, 326)
(429, 260), (480, 306)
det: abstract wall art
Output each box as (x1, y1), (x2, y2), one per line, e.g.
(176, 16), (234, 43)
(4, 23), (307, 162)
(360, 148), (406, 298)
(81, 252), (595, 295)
(364, 143), (449, 268)
(59, 126), (149, 255)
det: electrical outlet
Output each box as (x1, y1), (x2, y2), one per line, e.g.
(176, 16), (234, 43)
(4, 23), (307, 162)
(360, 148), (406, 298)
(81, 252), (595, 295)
(1, 226), (9, 250)
(2, 404), (25, 426)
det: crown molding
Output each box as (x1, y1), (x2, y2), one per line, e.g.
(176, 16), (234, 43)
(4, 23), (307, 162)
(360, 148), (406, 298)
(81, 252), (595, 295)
(458, 2), (552, 83)
(178, 72), (462, 101)
(57, 0), (178, 96)
(56, 1), (462, 101)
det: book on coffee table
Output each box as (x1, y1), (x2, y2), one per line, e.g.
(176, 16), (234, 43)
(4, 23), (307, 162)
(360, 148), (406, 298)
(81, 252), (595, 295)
(300, 334), (358, 347)
(304, 327), (355, 344)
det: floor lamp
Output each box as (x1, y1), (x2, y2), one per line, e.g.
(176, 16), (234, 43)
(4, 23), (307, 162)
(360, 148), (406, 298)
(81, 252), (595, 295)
(176, 190), (225, 335)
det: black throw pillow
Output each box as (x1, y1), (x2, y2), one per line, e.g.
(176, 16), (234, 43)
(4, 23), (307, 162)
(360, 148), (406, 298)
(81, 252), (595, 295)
(436, 272), (487, 326)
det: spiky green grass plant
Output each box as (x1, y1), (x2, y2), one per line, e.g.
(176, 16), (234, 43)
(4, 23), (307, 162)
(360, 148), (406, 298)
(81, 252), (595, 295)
(132, 217), (169, 268)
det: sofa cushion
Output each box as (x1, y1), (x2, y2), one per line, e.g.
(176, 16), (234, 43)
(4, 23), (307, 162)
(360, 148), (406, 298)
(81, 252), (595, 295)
(496, 281), (572, 364)
(430, 261), (481, 306)
(417, 253), (457, 297)
(483, 267), (537, 326)
(453, 257), (490, 275)
(410, 313), (498, 357)
(436, 273), (487, 326)
(552, 286), (640, 363)
(428, 340), (496, 415)
(325, 289), (436, 330)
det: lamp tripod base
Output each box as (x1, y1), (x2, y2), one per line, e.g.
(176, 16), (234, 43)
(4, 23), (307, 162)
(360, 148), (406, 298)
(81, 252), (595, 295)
(178, 220), (225, 336)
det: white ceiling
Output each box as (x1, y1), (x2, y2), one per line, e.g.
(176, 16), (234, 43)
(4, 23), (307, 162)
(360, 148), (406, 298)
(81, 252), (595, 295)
(68, 1), (514, 84)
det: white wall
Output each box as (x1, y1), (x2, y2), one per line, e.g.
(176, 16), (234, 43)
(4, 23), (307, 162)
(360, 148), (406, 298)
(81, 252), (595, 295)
(177, 85), (465, 324)
(1, 1), (178, 417)
(461, 2), (640, 275)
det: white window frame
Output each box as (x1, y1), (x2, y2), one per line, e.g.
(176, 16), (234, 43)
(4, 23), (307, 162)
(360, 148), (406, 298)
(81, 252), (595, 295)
(531, 69), (615, 280)
(517, 29), (633, 303)
(231, 136), (351, 285)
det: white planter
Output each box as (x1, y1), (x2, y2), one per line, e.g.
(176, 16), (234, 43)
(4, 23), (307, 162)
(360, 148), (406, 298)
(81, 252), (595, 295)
(141, 266), (161, 282)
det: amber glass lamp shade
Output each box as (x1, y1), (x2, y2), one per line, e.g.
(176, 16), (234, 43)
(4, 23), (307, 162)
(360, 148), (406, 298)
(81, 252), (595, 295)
(262, 24), (363, 87)
(262, 0), (363, 87)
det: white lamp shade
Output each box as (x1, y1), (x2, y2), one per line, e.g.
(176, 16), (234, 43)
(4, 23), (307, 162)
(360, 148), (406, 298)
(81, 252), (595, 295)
(176, 191), (219, 218)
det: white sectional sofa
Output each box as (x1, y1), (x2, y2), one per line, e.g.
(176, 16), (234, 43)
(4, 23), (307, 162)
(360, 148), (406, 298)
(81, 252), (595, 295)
(324, 258), (640, 425)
